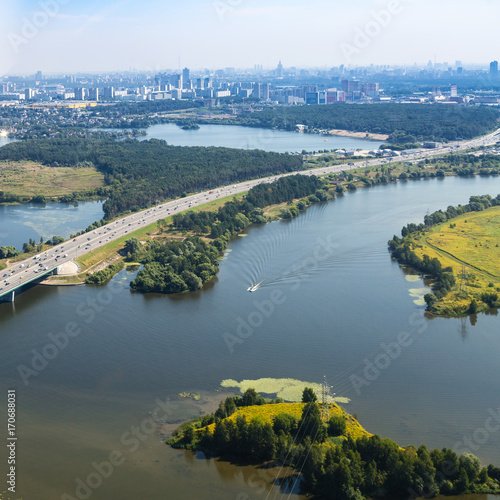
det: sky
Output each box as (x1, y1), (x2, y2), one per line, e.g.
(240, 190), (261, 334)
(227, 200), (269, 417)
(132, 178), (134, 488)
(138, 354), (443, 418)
(1, 0), (499, 75)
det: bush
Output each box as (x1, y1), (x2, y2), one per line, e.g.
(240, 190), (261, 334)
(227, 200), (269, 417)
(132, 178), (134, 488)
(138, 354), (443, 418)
(327, 415), (347, 436)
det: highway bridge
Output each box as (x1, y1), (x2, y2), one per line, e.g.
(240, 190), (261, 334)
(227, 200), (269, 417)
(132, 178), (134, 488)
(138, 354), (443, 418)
(1, 127), (499, 303)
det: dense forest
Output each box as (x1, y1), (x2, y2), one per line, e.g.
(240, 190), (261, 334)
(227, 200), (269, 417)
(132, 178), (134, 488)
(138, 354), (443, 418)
(388, 194), (500, 310)
(170, 388), (500, 500)
(0, 137), (303, 218)
(129, 175), (325, 293)
(234, 104), (500, 143)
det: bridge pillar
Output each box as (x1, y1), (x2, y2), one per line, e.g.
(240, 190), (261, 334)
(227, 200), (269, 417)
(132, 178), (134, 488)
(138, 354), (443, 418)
(7, 291), (15, 302)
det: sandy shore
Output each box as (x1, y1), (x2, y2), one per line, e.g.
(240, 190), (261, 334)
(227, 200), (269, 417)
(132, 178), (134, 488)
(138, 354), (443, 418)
(328, 129), (389, 141)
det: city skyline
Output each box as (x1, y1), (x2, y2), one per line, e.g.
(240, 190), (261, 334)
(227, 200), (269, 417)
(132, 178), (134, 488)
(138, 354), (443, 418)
(2, 0), (500, 75)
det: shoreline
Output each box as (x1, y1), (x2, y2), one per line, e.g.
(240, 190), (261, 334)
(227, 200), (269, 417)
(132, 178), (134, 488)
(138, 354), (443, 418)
(327, 128), (389, 141)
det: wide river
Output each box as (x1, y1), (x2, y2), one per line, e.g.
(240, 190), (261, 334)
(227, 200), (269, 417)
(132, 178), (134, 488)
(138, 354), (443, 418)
(1, 172), (500, 496)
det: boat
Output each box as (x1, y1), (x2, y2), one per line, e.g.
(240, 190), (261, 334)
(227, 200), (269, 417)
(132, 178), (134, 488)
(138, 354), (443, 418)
(247, 282), (261, 292)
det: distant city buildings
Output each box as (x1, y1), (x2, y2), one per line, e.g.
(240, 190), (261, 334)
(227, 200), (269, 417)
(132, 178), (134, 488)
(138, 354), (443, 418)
(1, 60), (499, 108)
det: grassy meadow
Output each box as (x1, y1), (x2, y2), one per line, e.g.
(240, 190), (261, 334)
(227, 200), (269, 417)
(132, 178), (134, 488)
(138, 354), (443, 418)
(410, 206), (500, 316)
(0, 160), (105, 198)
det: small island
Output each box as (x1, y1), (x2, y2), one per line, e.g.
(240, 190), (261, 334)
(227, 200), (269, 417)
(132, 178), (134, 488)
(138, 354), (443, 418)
(177, 121), (200, 130)
(389, 195), (500, 317)
(169, 387), (500, 500)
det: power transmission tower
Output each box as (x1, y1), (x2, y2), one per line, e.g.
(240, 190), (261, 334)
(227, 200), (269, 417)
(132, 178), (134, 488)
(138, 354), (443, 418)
(460, 265), (468, 294)
(321, 375), (335, 422)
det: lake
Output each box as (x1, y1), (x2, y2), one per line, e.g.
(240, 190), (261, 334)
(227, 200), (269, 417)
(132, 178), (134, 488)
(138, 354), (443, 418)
(139, 123), (384, 152)
(0, 176), (500, 499)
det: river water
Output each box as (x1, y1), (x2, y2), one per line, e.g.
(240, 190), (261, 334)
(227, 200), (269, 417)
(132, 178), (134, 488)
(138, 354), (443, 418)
(1, 173), (500, 498)
(138, 123), (384, 152)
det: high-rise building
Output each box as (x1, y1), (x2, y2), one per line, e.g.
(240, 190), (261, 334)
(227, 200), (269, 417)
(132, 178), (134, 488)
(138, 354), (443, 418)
(341, 80), (359, 92)
(88, 88), (99, 100)
(276, 60), (284, 78)
(170, 74), (183, 89)
(25, 88), (34, 100)
(103, 87), (115, 99)
(361, 82), (379, 97)
(252, 83), (261, 99)
(182, 67), (190, 82)
(262, 83), (270, 100)
(74, 88), (86, 100)
(450, 84), (458, 97)
(490, 61), (498, 78)
(35, 70), (43, 81)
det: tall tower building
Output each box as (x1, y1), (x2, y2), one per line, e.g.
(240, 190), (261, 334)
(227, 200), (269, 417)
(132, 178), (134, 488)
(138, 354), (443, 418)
(490, 61), (498, 78)
(276, 60), (284, 77)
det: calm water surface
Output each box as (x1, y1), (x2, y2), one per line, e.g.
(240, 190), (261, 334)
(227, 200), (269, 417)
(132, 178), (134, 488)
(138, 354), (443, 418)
(0, 176), (500, 499)
(0, 201), (104, 251)
(139, 122), (384, 152)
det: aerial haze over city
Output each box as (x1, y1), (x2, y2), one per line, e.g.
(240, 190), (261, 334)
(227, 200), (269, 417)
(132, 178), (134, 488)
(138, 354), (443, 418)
(1, 1), (500, 500)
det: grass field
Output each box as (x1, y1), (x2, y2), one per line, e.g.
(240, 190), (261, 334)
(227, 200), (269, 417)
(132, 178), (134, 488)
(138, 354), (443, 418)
(410, 206), (500, 316)
(0, 160), (105, 198)
(202, 402), (369, 442)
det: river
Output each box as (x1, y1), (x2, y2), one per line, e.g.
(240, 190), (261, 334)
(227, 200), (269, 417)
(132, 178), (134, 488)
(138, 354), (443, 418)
(135, 123), (384, 152)
(1, 175), (500, 499)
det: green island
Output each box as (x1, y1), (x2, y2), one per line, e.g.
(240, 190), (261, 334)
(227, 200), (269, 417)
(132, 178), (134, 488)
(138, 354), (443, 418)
(388, 195), (500, 317)
(169, 387), (500, 500)
(0, 137), (302, 217)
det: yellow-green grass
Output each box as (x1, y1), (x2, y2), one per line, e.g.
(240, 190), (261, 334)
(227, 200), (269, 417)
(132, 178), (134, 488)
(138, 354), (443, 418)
(199, 402), (369, 444)
(408, 206), (500, 315)
(75, 223), (161, 271)
(0, 161), (105, 198)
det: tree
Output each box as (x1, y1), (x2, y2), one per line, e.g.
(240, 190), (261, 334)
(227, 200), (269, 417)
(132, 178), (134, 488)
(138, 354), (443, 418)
(328, 415), (347, 437)
(124, 237), (141, 256)
(242, 388), (259, 406)
(298, 402), (326, 443)
(301, 387), (318, 403)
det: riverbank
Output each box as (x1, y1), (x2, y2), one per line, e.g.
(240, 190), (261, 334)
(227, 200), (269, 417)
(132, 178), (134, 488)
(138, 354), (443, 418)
(389, 201), (500, 317)
(327, 128), (389, 141)
(169, 393), (500, 500)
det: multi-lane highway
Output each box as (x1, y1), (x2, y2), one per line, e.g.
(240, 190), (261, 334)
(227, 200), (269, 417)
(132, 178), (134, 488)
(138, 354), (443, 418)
(1, 127), (499, 302)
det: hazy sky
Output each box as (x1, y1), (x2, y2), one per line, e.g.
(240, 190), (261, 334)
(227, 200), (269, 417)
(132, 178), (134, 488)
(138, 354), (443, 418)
(1, 0), (499, 75)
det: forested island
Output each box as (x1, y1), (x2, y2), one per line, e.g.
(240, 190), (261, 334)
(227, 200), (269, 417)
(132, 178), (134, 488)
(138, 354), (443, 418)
(129, 175), (327, 293)
(230, 104), (500, 143)
(169, 387), (500, 500)
(0, 137), (302, 218)
(388, 194), (500, 316)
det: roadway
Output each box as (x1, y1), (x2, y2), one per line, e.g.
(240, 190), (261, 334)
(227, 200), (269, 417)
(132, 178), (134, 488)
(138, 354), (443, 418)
(1, 127), (499, 301)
